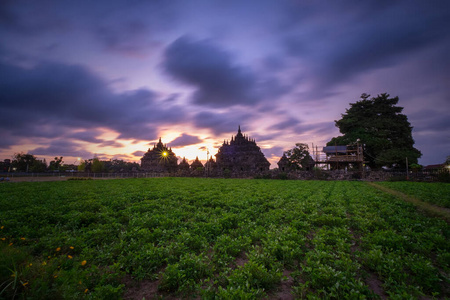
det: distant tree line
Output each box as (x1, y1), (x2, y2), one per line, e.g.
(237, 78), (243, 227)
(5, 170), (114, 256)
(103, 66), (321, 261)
(77, 158), (139, 173)
(1, 153), (140, 173)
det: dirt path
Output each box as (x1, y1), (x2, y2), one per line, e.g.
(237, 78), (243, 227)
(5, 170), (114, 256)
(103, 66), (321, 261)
(367, 182), (450, 224)
(1, 176), (70, 182)
(1, 176), (126, 182)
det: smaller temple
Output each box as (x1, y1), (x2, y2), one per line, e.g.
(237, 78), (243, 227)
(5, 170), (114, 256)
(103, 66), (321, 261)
(277, 154), (291, 172)
(204, 157), (218, 177)
(178, 157), (190, 172)
(190, 157), (204, 170)
(140, 138), (178, 173)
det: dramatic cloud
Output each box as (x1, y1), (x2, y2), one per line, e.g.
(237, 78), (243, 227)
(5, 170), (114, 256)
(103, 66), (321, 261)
(31, 140), (93, 158)
(169, 133), (202, 147)
(0, 1), (70, 36)
(410, 111), (450, 134)
(269, 118), (301, 131)
(0, 61), (186, 148)
(262, 146), (285, 160)
(95, 21), (157, 57)
(132, 151), (146, 157)
(193, 111), (253, 136)
(69, 130), (105, 144)
(99, 140), (124, 148)
(0, 0), (448, 165)
(0, 133), (19, 149)
(283, 1), (450, 89)
(163, 36), (259, 107)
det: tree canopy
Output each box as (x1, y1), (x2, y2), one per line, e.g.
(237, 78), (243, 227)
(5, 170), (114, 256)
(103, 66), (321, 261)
(48, 156), (64, 171)
(328, 93), (421, 169)
(284, 143), (314, 170)
(11, 153), (47, 172)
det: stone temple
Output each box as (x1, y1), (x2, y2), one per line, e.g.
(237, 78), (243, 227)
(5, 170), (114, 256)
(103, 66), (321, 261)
(141, 138), (178, 173)
(215, 126), (270, 175)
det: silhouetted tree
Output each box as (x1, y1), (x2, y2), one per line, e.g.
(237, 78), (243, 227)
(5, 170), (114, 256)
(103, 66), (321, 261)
(78, 160), (86, 172)
(91, 157), (104, 173)
(11, 153), (46, 172)
(49, 156), (64, 171)
(103, 159), (140, 172)
(284, 143), (314, 170)
(328, 93), (421, 169)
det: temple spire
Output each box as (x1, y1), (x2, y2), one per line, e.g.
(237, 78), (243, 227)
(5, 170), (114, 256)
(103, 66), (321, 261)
(236, 125), (244, 139)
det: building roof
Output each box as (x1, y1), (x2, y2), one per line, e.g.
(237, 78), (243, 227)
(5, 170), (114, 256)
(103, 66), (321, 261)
(423, 164), (445, 170)
(323, 146), (347, 154)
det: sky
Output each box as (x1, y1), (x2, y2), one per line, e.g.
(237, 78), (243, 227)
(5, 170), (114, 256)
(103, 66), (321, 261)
(1, 0), (449, 168)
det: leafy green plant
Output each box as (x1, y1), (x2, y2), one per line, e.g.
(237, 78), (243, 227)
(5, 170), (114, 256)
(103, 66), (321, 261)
(159, 253), (211, 293)
(0, 178), (449, 298)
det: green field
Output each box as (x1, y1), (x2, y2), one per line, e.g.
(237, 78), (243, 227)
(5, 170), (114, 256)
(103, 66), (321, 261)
(378, 181), (450, 208)
(1, 178), (449, 299)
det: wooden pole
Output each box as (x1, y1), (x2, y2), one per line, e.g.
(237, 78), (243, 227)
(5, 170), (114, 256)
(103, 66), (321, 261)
(406, 157), (409, 180)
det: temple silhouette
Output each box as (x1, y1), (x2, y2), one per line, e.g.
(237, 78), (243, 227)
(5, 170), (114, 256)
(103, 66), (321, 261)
(215, 126), (270, 175)
(140, 138), (178, 173)
(140, 126), (270, 177)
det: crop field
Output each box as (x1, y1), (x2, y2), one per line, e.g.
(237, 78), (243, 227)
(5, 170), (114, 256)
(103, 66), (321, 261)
(1, 178), (449, 299)
(378, 181), (450, 208)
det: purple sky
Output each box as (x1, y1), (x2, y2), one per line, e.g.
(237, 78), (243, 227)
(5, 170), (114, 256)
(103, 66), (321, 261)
(1, 0), (449, 167)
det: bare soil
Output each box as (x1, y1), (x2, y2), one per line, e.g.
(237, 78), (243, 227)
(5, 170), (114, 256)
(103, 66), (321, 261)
(1, 176), (69, 182)
(365, 272), (387, 299)
(271, 270), (295, 300)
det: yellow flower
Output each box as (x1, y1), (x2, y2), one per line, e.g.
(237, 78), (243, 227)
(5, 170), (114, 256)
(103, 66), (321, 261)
(28, 263), (32, 267)
(81, 260), (87, 266)
(54, 275), (58, 278)
(42, 261), (47, 266)
(1, 238), (5, 241)
(20, 237), (26, 240)
(67, 255), (73, 259)
(1, 226), (4, 229)
(70, 246), (74, 249)
(8, 243), (13, 246)
(56, 247), (61, 252)
(22, 282), (28, 287)
(84, 289), (89, 293)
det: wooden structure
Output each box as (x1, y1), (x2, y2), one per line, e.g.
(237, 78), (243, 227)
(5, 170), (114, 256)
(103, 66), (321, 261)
(312, 142), (365, 170)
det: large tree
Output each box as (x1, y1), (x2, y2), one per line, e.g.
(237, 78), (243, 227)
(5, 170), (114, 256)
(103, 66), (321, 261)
(328, 93), (421, 169)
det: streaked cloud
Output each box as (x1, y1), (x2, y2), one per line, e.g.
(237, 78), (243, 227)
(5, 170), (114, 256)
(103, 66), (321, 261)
(0, 0), (448, 165)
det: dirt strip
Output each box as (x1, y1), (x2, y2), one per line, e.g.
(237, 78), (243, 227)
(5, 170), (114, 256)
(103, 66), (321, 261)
(0, 176), (124, 182)
(0, 176), (69, 182)
(367, 182), (450, 224)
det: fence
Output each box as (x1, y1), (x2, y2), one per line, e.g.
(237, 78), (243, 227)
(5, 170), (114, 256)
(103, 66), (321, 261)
(0, 172), (170, 179)
(1, 169), (448, 182)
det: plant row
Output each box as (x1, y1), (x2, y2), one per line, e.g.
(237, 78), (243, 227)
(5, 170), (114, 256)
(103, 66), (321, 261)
(1, 178), (449, 299)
